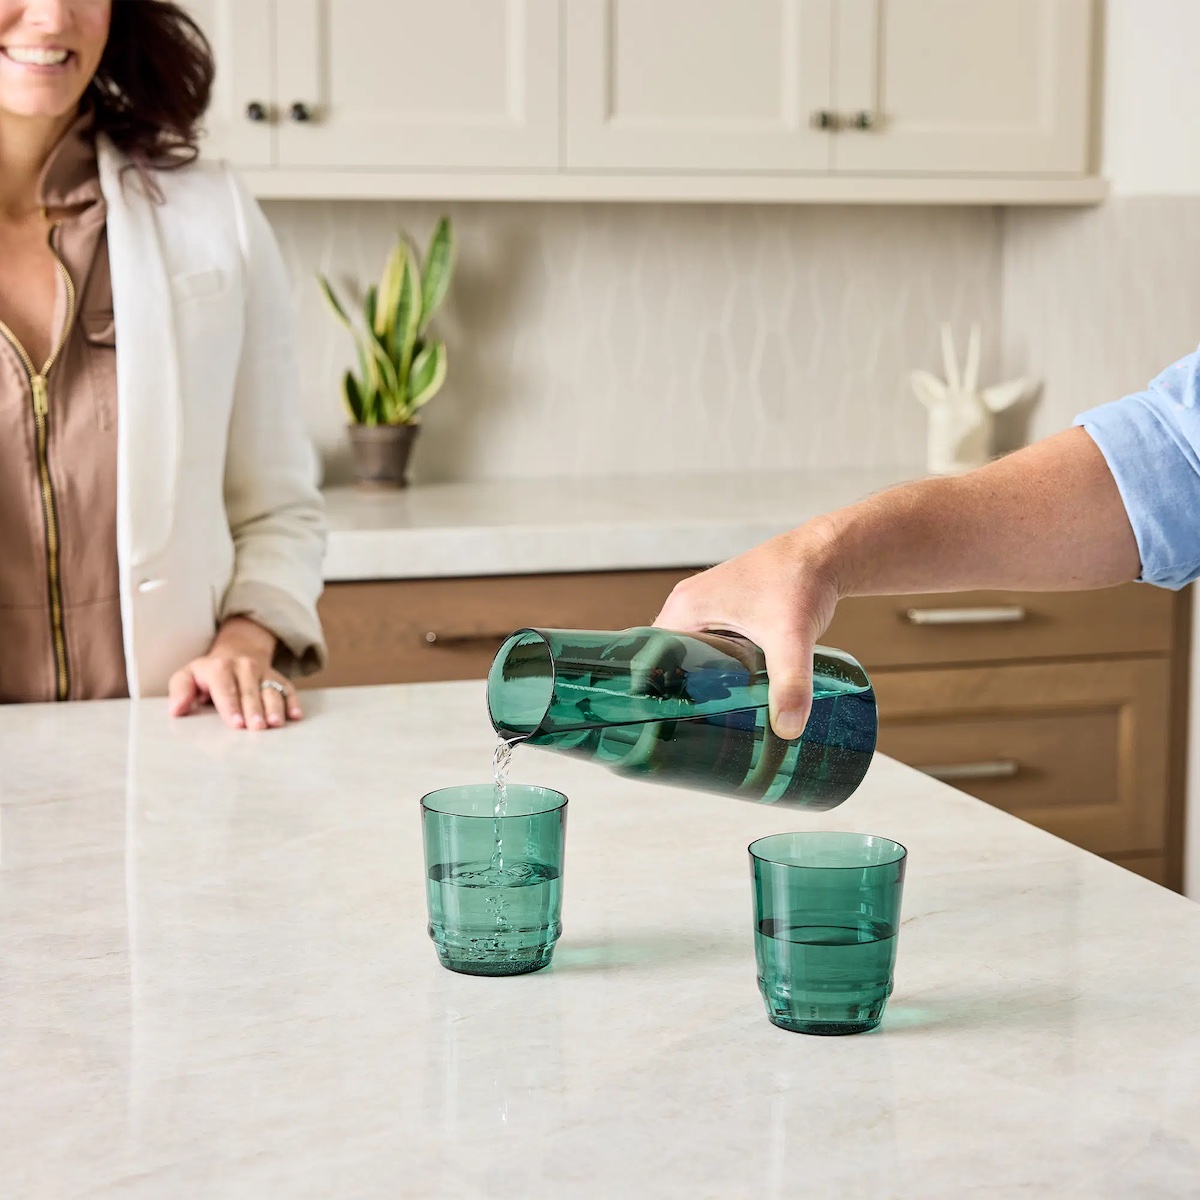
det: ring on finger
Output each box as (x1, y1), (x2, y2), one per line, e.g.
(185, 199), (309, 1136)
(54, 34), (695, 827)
(260, 679), (288, 696)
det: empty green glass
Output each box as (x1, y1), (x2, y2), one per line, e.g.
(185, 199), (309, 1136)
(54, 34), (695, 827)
(750, 832), (907, 1035)
(422, 784), (567, 977)
(487, 627), (877, 809)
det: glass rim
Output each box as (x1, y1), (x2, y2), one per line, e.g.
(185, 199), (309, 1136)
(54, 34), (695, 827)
(487, 627), (556, 738)
(420, 782), (568, 819)
(748, 830), (907, 870)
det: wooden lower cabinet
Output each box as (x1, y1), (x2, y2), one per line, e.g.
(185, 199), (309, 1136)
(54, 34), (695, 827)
(873, 658), (1172, 859)
(310, 574), (1188, 892)
(307, 569), (694, 688)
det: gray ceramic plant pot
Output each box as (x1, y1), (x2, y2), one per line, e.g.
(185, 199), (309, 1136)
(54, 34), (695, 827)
(348, 423), (420, 489)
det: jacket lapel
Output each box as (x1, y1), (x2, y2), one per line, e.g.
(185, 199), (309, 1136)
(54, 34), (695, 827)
(97, 136), (180, 568)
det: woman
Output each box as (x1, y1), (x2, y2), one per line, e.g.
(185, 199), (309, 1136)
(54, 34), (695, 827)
(0, 0), (326, 730)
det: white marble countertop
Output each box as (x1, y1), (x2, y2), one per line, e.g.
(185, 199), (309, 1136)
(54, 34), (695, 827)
(322, 467), (922, 580)
(3, 683), (1199, 1198)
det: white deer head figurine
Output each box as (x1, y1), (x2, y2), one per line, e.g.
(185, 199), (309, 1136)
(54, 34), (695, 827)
(910, 323), (1036, 476)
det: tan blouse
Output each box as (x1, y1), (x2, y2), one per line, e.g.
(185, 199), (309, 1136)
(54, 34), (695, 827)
(0, 116), (315, 704)
(0, 114), (124, 704)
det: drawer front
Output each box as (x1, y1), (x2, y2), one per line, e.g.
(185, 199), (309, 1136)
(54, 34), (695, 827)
(874, 658), (1171, 857)
(308, 569), (694, 688)
(828, 585), (1174, 670)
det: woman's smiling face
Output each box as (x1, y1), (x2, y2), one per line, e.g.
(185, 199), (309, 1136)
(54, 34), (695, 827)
(0, 0), (110, 121)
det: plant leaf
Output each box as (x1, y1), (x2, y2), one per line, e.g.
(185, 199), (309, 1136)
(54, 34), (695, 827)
(393, 250), (422, 394)
(364, 284), (378, 337)
(375, 240), (407, 338)
(419, 217), (454, 331)
(370, 337), (400, 398)
(409, 341), (447, 410)
(317, 274), (354, 331)
(358, 284), (400, 398)
(363, 383), (385, 426)
(341, 370), (365, 423)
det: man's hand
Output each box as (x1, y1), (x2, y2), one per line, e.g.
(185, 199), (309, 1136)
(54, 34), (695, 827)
(654, 523), (841, 741)
(168, 616), (302, 731)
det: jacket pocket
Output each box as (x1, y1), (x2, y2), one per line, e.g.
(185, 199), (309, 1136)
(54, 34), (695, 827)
(171, 268), (228, 302)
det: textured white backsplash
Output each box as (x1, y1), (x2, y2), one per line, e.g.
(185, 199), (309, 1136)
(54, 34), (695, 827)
(264, 200), (1003, 485)
(1001, 198), (1200, 444)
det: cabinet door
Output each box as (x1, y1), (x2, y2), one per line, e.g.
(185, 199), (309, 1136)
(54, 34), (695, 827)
(274, 0), (560, 170)
(183, 0), (275, 167)
(564, 0), (834, 171)
(833, 0), (1093, 175)
(874, 659), (1171, 858)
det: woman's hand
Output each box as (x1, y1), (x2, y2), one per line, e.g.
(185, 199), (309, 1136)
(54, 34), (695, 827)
(168, 616), (303, 731)
(653, 521), (842, 741)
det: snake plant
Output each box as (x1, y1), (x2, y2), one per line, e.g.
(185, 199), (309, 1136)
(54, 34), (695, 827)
(318, 217), (454, 426)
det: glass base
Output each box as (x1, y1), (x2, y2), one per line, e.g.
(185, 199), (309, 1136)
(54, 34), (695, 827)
(768, 1013), (881, 1036)
(436, 945), (555, 977)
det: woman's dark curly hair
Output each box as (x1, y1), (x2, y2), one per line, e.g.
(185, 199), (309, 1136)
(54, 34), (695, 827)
(87, 0), (214, 169)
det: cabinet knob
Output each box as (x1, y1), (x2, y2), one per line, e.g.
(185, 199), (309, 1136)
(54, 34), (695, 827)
(850, 110), (877, 131)
(810, 109), (840, 131)
(245, 101), (269, 123)
(289, 101), (314, 123)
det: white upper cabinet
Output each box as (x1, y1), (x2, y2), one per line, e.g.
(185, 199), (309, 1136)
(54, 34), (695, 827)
(831, 0), (1094, 175)
(564, 0), (834, 171)
(273, 0), (560, 170)
(185, 0), (275, 167)
(191, 0), (1102, 203)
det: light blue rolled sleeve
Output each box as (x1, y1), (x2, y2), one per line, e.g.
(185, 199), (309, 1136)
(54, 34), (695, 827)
(1075, 349), (1200, 589)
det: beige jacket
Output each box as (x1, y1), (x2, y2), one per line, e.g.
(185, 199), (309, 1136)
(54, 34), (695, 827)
(98, 138), (327, 698)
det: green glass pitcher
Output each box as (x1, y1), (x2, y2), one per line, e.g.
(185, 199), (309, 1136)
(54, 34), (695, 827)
(486, 627), (877, 809)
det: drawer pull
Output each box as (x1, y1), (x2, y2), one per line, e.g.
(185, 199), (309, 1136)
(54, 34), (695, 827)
(423, 630), (511, 648)
(904, 605), (1026, 626)
(918, 760), (1019, 782)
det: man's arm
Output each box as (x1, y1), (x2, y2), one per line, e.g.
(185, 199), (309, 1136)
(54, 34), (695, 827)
(654, 427), (1140, 739)
(826, 427), (1139, 596)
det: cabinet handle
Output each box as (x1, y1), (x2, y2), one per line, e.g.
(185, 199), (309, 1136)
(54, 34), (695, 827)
(810, 109), (841, 131)
(904, 606), (1027, 626)
(918, 760), (1019, 782)
(245, 101), (269, 123)
(848, 110), (877, 131)
(423, 630), (511, 649)
(290, 101), (314, 123)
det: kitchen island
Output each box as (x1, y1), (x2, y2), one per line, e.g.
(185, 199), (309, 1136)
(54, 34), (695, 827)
(2, 683), (1198, 1198)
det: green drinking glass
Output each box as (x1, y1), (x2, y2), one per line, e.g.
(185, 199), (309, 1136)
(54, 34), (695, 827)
(487, 627), (877, 809)
(422, 784), (567, 977)
(749, 831), (907, 1035)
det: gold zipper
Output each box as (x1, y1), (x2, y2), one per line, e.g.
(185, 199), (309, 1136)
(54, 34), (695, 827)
(0, 221), (77, 701)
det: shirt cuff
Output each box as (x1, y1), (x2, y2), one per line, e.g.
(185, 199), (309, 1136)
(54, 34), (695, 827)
(1075, 398), (1200, 590)
(219, 579), (327, 676)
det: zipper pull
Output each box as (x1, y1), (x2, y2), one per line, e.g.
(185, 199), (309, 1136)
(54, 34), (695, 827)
(32, 375), (47, 416)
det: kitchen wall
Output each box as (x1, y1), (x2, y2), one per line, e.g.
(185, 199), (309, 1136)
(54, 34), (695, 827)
(999, 0), (1200, 439)
(1000, 199), (1200, 443)
(266, 200), (1002, 485)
